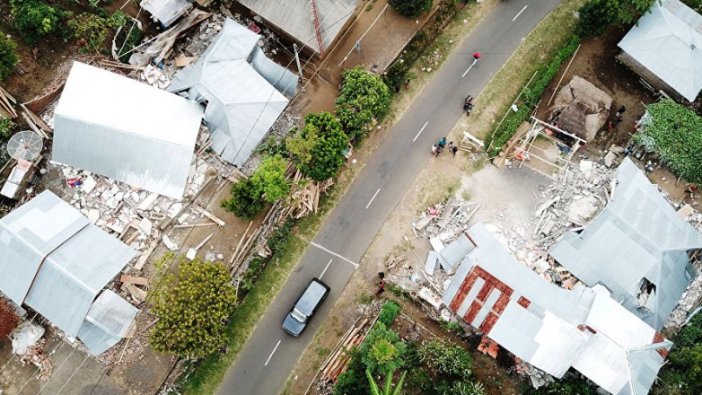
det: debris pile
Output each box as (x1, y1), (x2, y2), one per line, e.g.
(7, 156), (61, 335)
(19, 339), (53, 381)
(412, 197), (479, 242)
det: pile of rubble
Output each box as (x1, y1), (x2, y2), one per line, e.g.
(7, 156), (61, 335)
(412, 197), (479, 241)
(52, 154), (214, 256)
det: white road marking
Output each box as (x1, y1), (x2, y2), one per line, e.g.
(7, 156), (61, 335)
(412, 121), (429, 142)
(512, 5), (528, 21)
(320, 258), (333, 279)
(310, 242), (360, 268)
(365, 188), (381, 209)
(461, 63), (476, 78)
(265, 339), (282, 366)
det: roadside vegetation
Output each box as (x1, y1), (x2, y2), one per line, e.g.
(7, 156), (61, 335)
(334, 302), (484, 395)
(389, 0), (433, 18)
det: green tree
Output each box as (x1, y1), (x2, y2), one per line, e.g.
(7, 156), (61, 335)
(251, 154), (289, 203)
(388, 0), (433, 17)
(149, 257), (237, 359)
(287, 112), (349, 181)
(575, 0), (656, 38)
(0, 35), (18, 81)
(221, 155), (290, 219)
(359, 323), (407, 375)
(653, 312), (702, 394)
(10, 0), (70, 43)
(335, 66), (391, 140)
(221, 178), (264, 219)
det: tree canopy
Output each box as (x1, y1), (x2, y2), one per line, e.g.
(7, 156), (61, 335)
(388, 0), (433, 18)
(633, 100), (702, 185)
(221, 154), (290, 219)
(287, 112), (349, 181)
(575, 0), (656, 38)
(0, 35), (18, 81)
(335, 66), (391, 140)
(149, 257), (237, 359)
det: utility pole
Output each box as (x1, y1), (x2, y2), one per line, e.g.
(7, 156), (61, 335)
(293, 43), (304, 80)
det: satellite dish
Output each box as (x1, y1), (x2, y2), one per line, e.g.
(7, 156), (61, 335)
(7, 131), (43, 161)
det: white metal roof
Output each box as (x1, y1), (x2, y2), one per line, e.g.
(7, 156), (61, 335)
(78, 290), (138, 355)
(0, 191), (136, 341)
(443, 223), (669, 395)
(53, 62), (203, 199)
(169, 19), (297, 166)
(618, 0), (702, 101)
(140, 0), (192, 27)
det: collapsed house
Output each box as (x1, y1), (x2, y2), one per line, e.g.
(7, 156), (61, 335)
(549, 76), (612, 141)
(443, 222), (671, 395)
(0, 191), (138, 355)
(617, 0), (702, 102)
(52, 62), (204, 200)
(140, 0), (192, 27)
(169, 18), (298, 166)
(550, 158), (702, 330)
(238, 0), (357, 56)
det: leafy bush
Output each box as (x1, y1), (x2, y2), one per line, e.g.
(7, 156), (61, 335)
(10, 0), (70, 43)
(251, 154), (289, 203)
(653, 312), (702, 394)
(485, 35), (580, 156)
(633, 100), (702, 184)
(149, 258), (237, 359)
(221, 155), (290, 219)
(68, 11), (126, 53)
(115, 18), (142, 63)
(575, 0), (614, 38)
(221, 178), (265, 219)
(286, 112), (349, 181)
(419, 339), (472, 381)
(440, 381), (485, 395)
(334, 349), (370, 395)
(522, 374), (596, 395)
(0, 117), (14, 140)
(0, 35), (18, 81)
(389, 0), (433, 17)
(335, 66), (391, 141)
(378, 300), (401, 326)
(359, 323), (407, 375)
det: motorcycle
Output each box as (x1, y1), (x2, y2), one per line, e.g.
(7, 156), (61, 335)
(463, 95), (474, 116)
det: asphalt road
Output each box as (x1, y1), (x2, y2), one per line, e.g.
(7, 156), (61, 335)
(216, 1), (562, 394)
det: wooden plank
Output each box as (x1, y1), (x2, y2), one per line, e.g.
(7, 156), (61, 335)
(120, 274), (149, 286)
(134, 241), (158, 271)
(193, 205), (225, 226)
(124, 283), (147, 302)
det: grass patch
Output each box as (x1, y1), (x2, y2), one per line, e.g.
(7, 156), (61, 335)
(465, 0), (586, 143)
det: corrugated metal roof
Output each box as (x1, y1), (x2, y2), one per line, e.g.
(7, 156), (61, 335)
(169, 19), (298, 166)
(0, 191), (87, 304)
(550, 158), (702, 329)
(140, 0), (192, 27)
(443, 223), (669, 394)
(0, 191), (136, 341)
(239, 0), (357, 54)
(618, 0), (702, 101)
(53, 62), (203, 199)
(78, 290), (138, 355)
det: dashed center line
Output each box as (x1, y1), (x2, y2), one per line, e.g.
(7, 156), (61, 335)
(309, 242), (359, 268)
(512, 4), (528, 21)
(265, 339), (282, 366)
(319, 258), (333, 279)
(365, 188), (381, 209)
(413, 121), (429, 142)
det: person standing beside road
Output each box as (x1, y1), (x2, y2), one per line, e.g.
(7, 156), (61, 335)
(376, 272), (386, 296)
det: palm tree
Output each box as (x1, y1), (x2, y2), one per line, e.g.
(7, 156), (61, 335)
(365, 368), (407, 395)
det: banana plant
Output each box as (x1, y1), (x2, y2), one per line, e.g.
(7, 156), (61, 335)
(365, 368), (407, 395)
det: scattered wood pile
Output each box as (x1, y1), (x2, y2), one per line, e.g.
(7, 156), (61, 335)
(0, 86), (18, 119)
(284, 170), (334, 219)
(317, 318), (370, 387)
